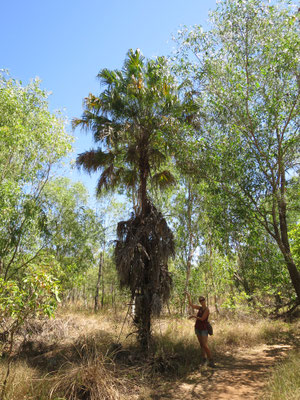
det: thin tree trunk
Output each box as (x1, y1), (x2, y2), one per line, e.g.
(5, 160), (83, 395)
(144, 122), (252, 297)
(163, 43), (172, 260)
(272, 170), (300, 300)
(83, 281), (87, 309)
(184, 182), (195, 314)
(208, 240), (220, 315)
(282, 253), (300, 301)
(94, 252), (103, 312)
(101, 265), (105, 308)
(0, 329), (15, 400)
(166, 299), (171, 315)
(278, 169), (300, 300)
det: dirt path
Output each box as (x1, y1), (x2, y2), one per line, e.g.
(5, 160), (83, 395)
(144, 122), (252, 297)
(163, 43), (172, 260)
(149, 343), (292, 400)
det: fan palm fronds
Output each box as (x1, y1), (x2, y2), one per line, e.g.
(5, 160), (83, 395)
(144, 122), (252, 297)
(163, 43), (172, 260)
(151, 170), (176, 190)
(76, 150), (115, 174)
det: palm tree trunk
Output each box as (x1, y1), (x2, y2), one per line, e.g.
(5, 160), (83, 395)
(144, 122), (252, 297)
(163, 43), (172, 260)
(138, 135), (150, 216)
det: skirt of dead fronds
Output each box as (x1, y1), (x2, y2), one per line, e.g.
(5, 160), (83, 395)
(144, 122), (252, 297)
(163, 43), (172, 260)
(48, 358), (127, 400)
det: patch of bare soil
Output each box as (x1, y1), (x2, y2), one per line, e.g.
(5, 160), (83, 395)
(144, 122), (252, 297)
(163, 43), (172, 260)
(147, 344), (292, 400)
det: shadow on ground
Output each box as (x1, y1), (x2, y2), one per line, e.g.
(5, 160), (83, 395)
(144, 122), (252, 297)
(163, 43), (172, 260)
(11, 323), (300, 400)
(18, 329), (115, 373)
(143, 340), (300, 400)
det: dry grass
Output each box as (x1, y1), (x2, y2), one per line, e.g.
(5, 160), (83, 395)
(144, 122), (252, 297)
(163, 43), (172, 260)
(0, 310), (299, 400)
(0, 361), (38, 400)
(261, 350), (300, 400)
(152, 315), (294, 352)
(209, 318), (293, 350)
(48, 356), (129, 400)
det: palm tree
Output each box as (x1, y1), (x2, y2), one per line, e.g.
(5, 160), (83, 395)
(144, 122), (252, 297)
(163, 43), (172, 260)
(73, 49), (181, 349)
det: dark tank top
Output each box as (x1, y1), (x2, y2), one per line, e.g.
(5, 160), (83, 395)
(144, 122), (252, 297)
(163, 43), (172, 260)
(195, 307), (209, 330)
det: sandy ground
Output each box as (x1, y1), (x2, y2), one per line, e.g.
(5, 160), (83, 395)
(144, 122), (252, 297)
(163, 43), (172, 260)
(148, 343), (292, 400)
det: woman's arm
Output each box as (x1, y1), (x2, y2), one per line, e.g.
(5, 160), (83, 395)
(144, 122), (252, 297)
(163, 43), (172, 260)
(185, 292), (200, 310)
(188, 308), (209, 321)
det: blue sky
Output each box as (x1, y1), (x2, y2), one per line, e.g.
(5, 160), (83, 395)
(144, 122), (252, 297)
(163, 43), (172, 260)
(1, 0), (216, 202)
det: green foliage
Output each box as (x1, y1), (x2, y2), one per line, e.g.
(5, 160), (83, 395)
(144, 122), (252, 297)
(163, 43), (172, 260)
(73, 49), (182, 202)
(0, 265), (60, 333)
(41, 177), (104, 290)
(174, 0), (300, 299)
(0, 72), (73, 280)
(290, 223), (300, 267)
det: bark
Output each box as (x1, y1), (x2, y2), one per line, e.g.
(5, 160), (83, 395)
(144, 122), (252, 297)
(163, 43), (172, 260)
(283, 254), (300, 301)
(135, 291), (152, 351)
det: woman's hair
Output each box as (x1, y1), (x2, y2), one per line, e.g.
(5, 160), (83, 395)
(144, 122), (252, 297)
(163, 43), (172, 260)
(199, 296), (205, 302)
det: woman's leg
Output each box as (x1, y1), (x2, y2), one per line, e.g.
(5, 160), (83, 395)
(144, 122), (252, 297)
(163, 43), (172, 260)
(199, 335), (211, 360)
(196, 334), (207, 359)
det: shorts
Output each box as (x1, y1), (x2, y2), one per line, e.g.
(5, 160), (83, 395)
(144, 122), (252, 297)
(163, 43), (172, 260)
(195, 328), (208, 336)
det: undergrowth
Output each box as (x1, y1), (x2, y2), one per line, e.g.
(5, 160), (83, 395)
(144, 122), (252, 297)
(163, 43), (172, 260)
(262, 350), (300, 400)
(0, 310), (298, 399)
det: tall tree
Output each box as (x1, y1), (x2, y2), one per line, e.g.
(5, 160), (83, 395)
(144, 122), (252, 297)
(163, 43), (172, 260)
(175, 0), (300, 301)
(170, 179), (204, 313)
(73, 50), (181, 349)
(0, 73), (72, 280)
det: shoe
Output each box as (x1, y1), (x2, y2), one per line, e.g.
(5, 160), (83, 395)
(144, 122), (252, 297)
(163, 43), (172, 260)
(208, 359), (216, 368)
(200, 358), (207, 366)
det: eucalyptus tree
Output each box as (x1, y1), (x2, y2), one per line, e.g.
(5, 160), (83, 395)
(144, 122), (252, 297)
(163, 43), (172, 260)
(73, 49), (182, 348)
(0, 73), (72, 280)
(175, 0), (300, 302)
(170, 179), (205, 312)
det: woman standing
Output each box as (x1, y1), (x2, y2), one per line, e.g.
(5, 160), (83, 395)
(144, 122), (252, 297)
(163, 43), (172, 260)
(185, 292), (215, 367)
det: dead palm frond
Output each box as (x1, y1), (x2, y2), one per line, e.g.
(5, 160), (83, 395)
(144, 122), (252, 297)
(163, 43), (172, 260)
(115, 201), (174, 347)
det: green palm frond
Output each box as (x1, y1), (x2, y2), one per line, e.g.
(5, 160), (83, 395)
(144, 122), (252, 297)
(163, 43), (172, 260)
(151, 170), (176, 190)
(149, 148), (167, 167)
(123, 169), (138, 187)
(71, 116), (88, 130)
(97, 165), (124, 195)
(124, 49), (144, 77)
(72, 111), (107, 131)
(125, 144), (139, 164)
(83, 93), (102, 111)
(76, 150), (115, 173)
(97, 68), (119, 86)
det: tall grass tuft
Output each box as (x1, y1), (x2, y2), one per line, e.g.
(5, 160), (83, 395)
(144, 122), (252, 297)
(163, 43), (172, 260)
(0, 361), (37, 400)
(210, 318), (291, 350)
(48, 357), (125, 400)
(262, 350), (300, 400)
